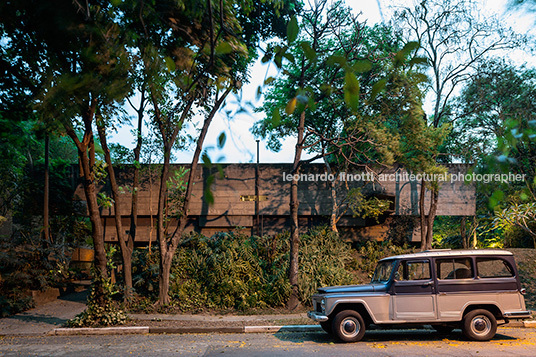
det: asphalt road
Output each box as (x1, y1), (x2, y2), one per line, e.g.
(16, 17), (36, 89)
(1, 327), (536, 356)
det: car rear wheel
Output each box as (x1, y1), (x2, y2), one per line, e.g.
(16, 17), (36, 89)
(332, 310), (366, 343)
(462, 309), (497, 341)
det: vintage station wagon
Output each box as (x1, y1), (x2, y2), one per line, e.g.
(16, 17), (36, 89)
(308, 249), (531, 342)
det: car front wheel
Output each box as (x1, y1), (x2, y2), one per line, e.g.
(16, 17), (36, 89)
(320, 320), (332, 335)
(462, 309), (497, 341)
(332, 310), (366, 343)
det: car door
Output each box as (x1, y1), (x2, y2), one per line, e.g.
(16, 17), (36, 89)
(435, 257), (476, 320)
(391, 259), (437, 321)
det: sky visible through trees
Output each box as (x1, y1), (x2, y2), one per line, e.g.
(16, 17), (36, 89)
(108, 0), (535, 165)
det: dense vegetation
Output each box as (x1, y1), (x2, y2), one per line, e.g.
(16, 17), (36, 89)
(1, 0), (536, 325)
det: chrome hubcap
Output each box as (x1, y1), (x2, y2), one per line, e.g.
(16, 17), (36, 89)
(341, 317), (360, 337)
(472, 316), (491, 336)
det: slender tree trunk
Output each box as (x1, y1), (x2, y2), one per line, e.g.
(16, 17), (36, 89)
(425, 189), (438, 250)
(43, 134), (50, 243)
(288, 110), (305, 310)
(460, 216), (467, 249)
(79, 143), (107, 278)
(324, 159), (338, 233)
(419, 178), (427, 251)
(64, 101), (107, 297)
(156, 88), (231, 306)
(97, 120), (134, 300)
(156, 142), (172, 305)
(129, 89), (144, 252)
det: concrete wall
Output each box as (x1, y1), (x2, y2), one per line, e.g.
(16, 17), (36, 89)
(73, 163), (475, 243)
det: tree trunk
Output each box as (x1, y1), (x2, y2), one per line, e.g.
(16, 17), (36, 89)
(129, 89), (145, 250)
(156, 88), (231, 306)
(79, 143), (107, 278)
(156, 142), (172, 305)
(64, 101), (107, 290)
(324, 157), (338, 233)
(419, 178), (427, 251)
(425, 188), (438, 250)
(288, 110), (305, 310)
(97, 120), (134, 300)
(43, 134), (50, 243)
(460, 216), (467, 249)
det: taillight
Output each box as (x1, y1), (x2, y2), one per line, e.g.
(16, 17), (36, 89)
(520, 288), (527, 295)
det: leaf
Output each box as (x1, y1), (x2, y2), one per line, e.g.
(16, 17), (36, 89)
(409, 56), (429, 67)
(285, 97), (297, 115)
(326, 55), (347, 67)
(202, 152), (212, 169)
(282, 52), (295, 64)
(217, 132), (226, 149)
(264, 76), (276, 85)
(256, 86), (262, 101)
(111, 0), (122, 6)
(272, 108), (281, 127)
(204, 175), (215, 205)
(489, 190), (504, 209)
(300, 42), (316, 61)
(370, 79), (387, 102)
(344, 71), (360, 112)
(164, 56), (176, 72)
(287, 16), (299, 44)
(261, 52), (272, 63)
(353, 60), (372, 73)
(395, 41), (420, 66)
(215, 42), (233, 55)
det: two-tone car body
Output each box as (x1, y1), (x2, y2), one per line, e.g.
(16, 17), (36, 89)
(308, 249), (531, 342)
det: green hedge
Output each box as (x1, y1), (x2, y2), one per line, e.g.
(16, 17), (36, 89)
(131, 226), (358, 311)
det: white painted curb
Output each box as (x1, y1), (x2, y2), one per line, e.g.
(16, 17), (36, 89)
(524, 320), (536, 328)
(244, 325), (323, 333)
(51, 326), (149, 336)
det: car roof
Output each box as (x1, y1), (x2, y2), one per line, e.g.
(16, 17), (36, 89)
(379, 249), (513, 262)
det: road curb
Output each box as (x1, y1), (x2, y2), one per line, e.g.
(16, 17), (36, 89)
(49, 325), (323, 336)
(244, 325), (323, 333)
(47, 321), (535, 336)
(50, 326), (149, 336)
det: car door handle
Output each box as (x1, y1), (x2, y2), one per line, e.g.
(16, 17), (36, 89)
(422, 281), (433, 287)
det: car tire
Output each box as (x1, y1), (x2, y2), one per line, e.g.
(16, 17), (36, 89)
(462, 309), (497, 341)
(332, 310), (366, 343)
(320, 321), (332, 335)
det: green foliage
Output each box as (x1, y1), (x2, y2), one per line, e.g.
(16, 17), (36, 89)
(347, 188), (391, 223)
(297, 227), (356, 302)
(494, 203), (536, 247)
(131, 227), (357, 311)
(355, 240), (414, 278)
(166, 167), (189, 218)
(66, 275), (127, 327)
(0, 234), (74, 317)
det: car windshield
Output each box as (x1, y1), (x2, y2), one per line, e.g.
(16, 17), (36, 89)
(371, 260), (395, 283)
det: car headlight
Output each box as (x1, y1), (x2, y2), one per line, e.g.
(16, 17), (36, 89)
(321, 298), (326, 312)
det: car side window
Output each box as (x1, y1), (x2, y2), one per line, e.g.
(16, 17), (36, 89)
(396, 260), (431, 281)
(436, 258), (474, 280)
(477, 258), (514, 278)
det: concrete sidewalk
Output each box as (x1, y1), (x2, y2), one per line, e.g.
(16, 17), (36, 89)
(0, 290), (88, 336)
(1, 290), (534, 337)
(0, 290), (318, 336)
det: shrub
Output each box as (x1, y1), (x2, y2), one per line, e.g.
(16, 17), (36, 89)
(355, 240), (413, 278)
(66, 275), (127, 327)
(130, 226), (358, 311)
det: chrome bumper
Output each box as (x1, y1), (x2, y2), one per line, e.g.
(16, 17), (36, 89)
(307, 311), (329, 322)
(504, 311), (532, 320)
